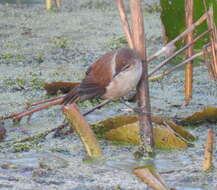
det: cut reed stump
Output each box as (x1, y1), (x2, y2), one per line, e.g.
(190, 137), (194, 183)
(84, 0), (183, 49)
(55, 0), (61, 8)
(203, 129), (214, 171)
(46, 0), (52, 10)
(184, 0), (194, 105)
(133, 168), (170, 190)
(62, 104), (102, 158)
(130, 0), (154, 156)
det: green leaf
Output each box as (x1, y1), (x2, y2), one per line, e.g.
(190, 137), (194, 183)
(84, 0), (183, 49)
(160, 0), (217, 49)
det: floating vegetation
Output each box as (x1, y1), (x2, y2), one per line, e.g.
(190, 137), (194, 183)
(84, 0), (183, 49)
(92, 114), (194, 150)
(50, 36), (69, 49)
(0, 53), (24, 64)
(181, 107), (217, 125)
(106, 36), (128, 49)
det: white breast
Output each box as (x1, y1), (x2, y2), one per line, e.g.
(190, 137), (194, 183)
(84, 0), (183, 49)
(102, 59), (142, 99)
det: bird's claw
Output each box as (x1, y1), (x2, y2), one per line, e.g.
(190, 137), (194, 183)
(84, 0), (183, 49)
(133, 107), (151, 115)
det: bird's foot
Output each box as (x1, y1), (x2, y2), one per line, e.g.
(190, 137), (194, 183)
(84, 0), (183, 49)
(119, 97), (134, 110)
(119, 98), (151, 115)
(133, 107), (151, 115)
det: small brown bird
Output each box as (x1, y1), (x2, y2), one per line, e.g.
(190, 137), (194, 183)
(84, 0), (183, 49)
(62, 48), (142, 105)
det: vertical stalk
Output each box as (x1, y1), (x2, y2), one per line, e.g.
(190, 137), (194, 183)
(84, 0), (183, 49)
(203, 129), (214, 171)
(116, 0), (134, 49)
(184, 0), (194, 105)
(55, 0), (62, 8)
(206, 5), (217, 79)
(203, 45), (215, 80)
(130, 0), (154, 156)
(46, 0), (52, 10)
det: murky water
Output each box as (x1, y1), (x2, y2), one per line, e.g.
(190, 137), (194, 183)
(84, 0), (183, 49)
(0, 0), (216, 189)
(0, 0), (40, 4)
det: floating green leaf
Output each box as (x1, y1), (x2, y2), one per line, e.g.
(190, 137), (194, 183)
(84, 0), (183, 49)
(181, 107), (217, 124)
(105, 122), (188, 149)
(92, 115), (195, 150)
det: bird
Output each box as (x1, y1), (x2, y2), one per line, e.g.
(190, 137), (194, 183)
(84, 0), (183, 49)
(62, 48), (142, 105)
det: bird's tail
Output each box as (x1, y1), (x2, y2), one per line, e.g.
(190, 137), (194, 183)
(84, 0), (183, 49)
(61, 86), (80, 105)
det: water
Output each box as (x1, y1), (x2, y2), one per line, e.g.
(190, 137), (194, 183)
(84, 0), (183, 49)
(0, 1), (216, 189)
(0, 0), (41, 4)
(176, 187), (205, 190)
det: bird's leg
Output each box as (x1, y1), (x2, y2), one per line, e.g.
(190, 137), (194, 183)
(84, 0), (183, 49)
(53, 119), (72, 138)
(119, 97), (135, 110)
(83, 99), (111, 116)
(119, 97), (151, 115)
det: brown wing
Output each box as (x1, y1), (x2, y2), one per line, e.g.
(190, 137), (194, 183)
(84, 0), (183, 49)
(78, 50), (116, 100)
(62, 50), (116, 104)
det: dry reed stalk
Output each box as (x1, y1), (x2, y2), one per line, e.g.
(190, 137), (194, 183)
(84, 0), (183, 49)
(149, 51), (204, 82)
(148, 29), (211, 77)
(130, 0), (154, 156)
(63, 104), (102, 158)
(46, 0), (52, 10)
(83, 100), (111, 116)
(203, 129), (214, 171)
(203, 45), (216, 80)
(1, 97), (110, 121)
(133, 168), (169, 190)
(28, 95), (66, 107)
(205, 5), (217, 79)
(163, 51), (204, 77)
(116, 0), (134, 48)
(55, 0), (61, 8)
(149, 169), (170, 189)
(147, 12), (208, 62)
(184, 0), (194, 105)
(15, 98), (63, 120)
(149, 40), (215, 81)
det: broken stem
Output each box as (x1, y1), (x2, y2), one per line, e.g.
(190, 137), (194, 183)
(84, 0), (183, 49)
(203, 129), (214, 171)
(116, 0), (134, 49)
(83, 99), (111, 116)
(133, 168), (169, 190)
(148, 29), (211, 77)
(55, 0), (61, 8)
(46, 0), (52, 10)
(63, 104), (102, 157)
(147, 12), (208, 62)
(149, 42), (214, 82)
(15, 98), (64, 120)
(205, 5), (217, 79)
(29, 95), (66, 107)
(184, 0), (194, 105)
(160, 51), (203, 79)
(203, 45), (216, 80)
